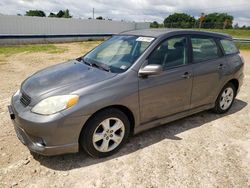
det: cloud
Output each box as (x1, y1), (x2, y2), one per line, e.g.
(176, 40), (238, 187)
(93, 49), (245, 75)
(0, 0), (249, 26)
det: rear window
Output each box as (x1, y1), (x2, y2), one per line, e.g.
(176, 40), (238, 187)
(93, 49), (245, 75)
(220, 39), (239, 55)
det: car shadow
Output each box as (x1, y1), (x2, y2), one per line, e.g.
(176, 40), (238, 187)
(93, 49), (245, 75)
(32, 99), (247, 171)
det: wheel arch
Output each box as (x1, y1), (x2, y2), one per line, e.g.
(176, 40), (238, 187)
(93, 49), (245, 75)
(228, 78), (239, 93)
(216, 78), (239, 102)
(79, 105), (135, 142)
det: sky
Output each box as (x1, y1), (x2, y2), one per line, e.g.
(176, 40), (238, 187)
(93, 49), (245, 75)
(0, 0), (250, 26)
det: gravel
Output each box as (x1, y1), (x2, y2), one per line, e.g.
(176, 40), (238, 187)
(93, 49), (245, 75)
(0, 43), (249, 188)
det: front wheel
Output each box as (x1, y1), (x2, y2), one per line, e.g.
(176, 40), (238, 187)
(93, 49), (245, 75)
(80, 109), (130, 158)
(213, 83), (236, 114)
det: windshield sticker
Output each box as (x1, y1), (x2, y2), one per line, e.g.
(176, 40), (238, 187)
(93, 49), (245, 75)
(136, 37), (154, 43)
(120, 65), (127, 69)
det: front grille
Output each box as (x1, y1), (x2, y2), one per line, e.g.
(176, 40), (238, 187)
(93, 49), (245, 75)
(20, 91), (31, 107)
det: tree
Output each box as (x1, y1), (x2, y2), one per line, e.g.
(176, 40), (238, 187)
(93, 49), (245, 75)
(234, 23), (239, 29)
(150, 21), (160, 28)
(96, 16), (104, 20)
(25, 10), (46, 17)
(48, 12), (56, 17)
(48, 9), (72, 18)
(64, 9), (71, 18)
(56, 10), (64, 18)
(164, 13), (195, 28)
(202, 13), (233, 29)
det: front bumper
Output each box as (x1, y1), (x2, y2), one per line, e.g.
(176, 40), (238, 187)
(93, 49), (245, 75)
(12, 122), (78, 156)
(9, 92), (90, 156)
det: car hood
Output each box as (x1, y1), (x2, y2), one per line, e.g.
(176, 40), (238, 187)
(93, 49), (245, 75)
(21, 60), (117, 99)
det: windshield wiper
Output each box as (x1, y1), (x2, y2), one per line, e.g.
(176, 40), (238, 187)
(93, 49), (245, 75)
(91, 62), (110, 72)
(82, 58), (110, 72)
(77, 57), (110, 72)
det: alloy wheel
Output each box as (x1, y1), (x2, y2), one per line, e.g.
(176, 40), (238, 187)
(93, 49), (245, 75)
(92, 118), (125, 152)
(219, 87), (234, 110)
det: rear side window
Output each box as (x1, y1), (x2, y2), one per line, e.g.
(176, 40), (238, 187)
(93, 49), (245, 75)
(220, 39), (239, 55)
(191, 37), (220, 63)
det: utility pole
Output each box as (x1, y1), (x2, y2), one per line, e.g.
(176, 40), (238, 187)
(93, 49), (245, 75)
(92, 8), (95, 19)
(223, 19), (228, 29)
(199, 12), (205, 30)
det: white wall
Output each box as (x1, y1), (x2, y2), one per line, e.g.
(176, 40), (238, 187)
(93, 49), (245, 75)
(0, 15), (149, 35)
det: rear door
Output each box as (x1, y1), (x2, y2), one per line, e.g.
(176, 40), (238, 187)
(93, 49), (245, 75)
(190, 35), (227, 108)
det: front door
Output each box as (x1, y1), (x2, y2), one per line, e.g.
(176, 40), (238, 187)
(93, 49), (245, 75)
(139, 36), (193, 124)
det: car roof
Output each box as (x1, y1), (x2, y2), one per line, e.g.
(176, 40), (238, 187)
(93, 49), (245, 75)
(120, 29), (232, 39)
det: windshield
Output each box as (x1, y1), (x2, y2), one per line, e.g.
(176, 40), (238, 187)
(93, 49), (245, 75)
(83, 35), (154, 73)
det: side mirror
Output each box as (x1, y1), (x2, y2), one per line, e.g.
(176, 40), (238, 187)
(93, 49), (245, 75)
(139, 64), (163, 77)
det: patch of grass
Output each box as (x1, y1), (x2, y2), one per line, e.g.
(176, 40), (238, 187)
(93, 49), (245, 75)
(235, 42), (250, 50)
(0, 44), (67, 56)
(78, 41), (103, 54)
(78, 40), (103, 46)
(197, 29), (250, 38)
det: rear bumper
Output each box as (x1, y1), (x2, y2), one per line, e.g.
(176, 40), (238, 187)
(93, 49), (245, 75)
(237, 72), (244, 94)
(9, 91), (90, 156)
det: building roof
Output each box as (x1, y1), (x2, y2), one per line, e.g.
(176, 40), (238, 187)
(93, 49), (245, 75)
(120, 28), (231, 39)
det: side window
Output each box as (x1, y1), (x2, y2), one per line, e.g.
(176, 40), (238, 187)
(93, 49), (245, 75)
(148, 36), (188, 69)
(220, 39), (239, 55)
(191, 37), (220, 63)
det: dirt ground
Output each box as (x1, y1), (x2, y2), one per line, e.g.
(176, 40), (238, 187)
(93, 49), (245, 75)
(0, 42), (249, 188)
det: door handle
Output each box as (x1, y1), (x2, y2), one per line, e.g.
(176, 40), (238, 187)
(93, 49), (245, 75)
(181, 72), (191, 79)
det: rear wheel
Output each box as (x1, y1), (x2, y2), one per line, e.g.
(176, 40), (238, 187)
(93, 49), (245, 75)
(213, 83), (236, 114)
(80, 108), (130, 158)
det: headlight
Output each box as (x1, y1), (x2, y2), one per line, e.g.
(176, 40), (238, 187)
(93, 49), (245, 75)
(14, 89), (20, 97)
(31, 95), (79, 115)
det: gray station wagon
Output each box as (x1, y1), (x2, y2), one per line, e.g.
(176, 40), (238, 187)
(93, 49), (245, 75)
(8, 29), (244, 158)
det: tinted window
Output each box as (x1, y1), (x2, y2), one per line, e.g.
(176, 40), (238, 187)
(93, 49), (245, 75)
(191, 37), (220, 63)
(148, 36), (188, 69)
(220, 39), (238, 55)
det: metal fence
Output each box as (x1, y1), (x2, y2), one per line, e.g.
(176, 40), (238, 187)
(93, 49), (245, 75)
(0, 15), (150, 45)
(233, 38), (250, 43)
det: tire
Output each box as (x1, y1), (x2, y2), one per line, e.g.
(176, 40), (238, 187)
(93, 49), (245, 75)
(213, 83), (236, 114)
(80, 108), (130, 158)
